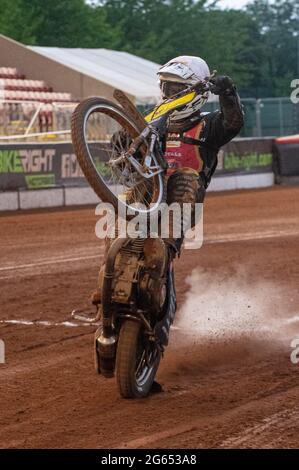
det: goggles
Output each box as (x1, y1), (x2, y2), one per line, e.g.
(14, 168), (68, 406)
(160, 81), (188, 99)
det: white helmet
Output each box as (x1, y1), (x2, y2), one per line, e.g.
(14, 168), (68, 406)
(157, 55), (210, 120)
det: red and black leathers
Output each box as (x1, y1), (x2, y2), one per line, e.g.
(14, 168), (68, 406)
(165, 89), (244, 188)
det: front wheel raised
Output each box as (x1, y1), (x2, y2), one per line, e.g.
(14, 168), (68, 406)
(116, 320), (161, 398)
(71, 97), (166, 219)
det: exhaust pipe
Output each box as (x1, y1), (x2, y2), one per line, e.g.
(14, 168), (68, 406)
(96, 236), (129, 377)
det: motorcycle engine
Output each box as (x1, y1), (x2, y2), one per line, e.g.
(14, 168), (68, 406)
(111, 237), (168, 314)
(138, 237), (168, 313)
(138, 269), (167, 313)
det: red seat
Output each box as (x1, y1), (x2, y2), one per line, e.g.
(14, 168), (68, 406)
(0, 67), (74, 107)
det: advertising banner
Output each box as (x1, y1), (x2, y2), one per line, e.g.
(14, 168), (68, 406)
(0, 143), (85, 191)
(0, 138), (274, 192)
(274, 136), (299, 176)
(215, 138), (274, 176)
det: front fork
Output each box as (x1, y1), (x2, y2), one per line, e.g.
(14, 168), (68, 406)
(125, 125), (167, 179)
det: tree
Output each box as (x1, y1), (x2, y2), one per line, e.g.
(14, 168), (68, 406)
(0, 0), (119, 48)
(0, 0), (297, 97)
(22, 0), (118, 47)
(101, 0), (261, 91)
(0, 0), (38, 44)
(246, 0), (299, 96)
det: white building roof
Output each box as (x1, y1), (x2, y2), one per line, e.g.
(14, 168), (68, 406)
(29, 46), (161, 104)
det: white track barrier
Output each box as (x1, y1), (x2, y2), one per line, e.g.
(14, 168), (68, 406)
(0, 172), (274, 211)
(208, 172), (274, 192)
(0, 187), (100, 211)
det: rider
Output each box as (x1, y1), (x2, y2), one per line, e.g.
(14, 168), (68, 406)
(91, 55), (244, 304)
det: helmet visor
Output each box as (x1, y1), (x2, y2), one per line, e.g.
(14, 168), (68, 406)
(161, 81), (188, 99)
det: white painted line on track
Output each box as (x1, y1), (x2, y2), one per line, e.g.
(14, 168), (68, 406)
(1, 315), (299, 330)
(0, 319), (181, 330)
(0, 254), (100, 272)
(0, 227), (298, 276)
(284, 315), (299, 325)
(205, 228), (299, 244)
(219, 410), (299, 448)
(0, 319), (97, 328)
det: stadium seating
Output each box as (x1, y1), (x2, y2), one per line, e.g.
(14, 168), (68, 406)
(0, 78), (52, 92)
(1, 90), (72, 102)
(0, 65), (77, 138)
(0, 67), (24, 79)
(0, 66), (73, 103)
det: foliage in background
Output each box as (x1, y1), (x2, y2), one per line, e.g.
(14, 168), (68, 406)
(0, 0), (298, 98)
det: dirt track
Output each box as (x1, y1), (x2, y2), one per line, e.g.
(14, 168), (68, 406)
(0, 186), (299, 449)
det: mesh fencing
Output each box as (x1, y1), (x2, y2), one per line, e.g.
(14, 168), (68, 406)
(0, 96), (298, 141)
(0, 101), (77, 141)
(203, 97), (299, 138)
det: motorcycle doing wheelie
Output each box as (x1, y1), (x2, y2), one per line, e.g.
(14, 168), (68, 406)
(71, 76), (213, 398)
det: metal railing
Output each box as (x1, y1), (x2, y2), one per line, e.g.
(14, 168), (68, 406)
(1, 96), (299, 141)
(0, 100), (77, 141)
(203, 97), (299, 138)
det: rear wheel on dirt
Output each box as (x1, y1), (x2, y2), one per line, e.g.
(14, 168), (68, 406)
(116, 320), (161, 398)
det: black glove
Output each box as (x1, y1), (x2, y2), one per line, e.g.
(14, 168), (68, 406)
(209, 75), (236, 96)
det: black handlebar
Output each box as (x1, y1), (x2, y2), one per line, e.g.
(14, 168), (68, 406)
(165, 69), (218, 101)
(126, 70), (218, 158)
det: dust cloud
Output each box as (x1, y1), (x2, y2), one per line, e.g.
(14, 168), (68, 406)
(175, 265), (297, 343)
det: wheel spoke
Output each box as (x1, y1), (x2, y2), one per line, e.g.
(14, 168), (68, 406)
(82, 105), (163, 214)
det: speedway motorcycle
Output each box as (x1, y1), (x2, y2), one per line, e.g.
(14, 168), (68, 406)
(71, 75), (213, 398)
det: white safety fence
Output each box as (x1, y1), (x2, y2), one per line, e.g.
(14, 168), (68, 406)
(0, 99), (77, 141)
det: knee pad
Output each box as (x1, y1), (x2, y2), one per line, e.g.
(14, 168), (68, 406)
(166, 169), (205, 205)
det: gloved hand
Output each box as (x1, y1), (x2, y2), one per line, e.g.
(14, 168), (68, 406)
(209, 75), (235, 96)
